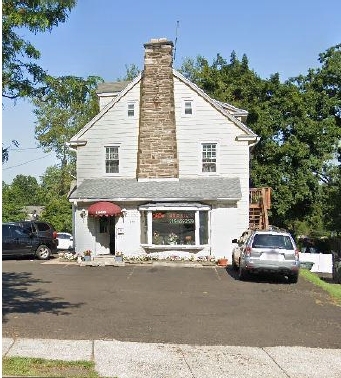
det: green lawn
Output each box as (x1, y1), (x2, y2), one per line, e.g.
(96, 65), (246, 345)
(300, 269), (341, 306)
(2, 357), (100, 377)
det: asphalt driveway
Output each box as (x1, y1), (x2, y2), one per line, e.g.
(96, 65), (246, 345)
(2, 258), (341, 348)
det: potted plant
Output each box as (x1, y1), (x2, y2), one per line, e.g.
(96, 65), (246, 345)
(167, 232), (178, 245)
(83, 250), (92, 261)
(115, 251), (123, 262)
(217, 256), (228, 267)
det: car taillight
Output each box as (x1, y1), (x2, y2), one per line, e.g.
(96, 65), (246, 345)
(295, 248), (299, 260)
(53, 231), (57, 239)
(245, 247), (251, 256)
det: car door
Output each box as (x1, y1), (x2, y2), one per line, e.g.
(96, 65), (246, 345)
(2, 224), (15, 255)
(7, 225), (34, 256)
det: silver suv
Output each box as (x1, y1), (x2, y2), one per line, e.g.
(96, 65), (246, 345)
(232, 229), (300, 283)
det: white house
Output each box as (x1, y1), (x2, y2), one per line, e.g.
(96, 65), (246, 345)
(68, 38), (259, 261)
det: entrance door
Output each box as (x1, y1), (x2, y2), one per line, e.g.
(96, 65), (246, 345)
(109, 217), (116, 255)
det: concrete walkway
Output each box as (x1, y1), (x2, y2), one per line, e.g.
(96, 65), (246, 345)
(3, 337), (341, 378)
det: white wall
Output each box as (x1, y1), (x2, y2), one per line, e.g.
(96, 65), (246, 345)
(299, 253), (333, 273)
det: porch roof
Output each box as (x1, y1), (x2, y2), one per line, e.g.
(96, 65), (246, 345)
(69, 177), (242, 202)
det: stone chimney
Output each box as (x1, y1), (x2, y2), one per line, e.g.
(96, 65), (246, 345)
(137, 38), (178, 180)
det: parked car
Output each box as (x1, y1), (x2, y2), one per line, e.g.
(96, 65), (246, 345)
(56, 232), (74, 251)
(2, 223), (53, 260)
(10, 220), (58, 254)
(231, 229), (300, 283)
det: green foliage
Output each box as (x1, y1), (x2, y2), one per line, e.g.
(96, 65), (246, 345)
(2, 356), (99, 378)
(121, 63), (141, 81)
(33, 75), (103, 167)
(41, 196), (73, 233)
(2, 0), (76, 100)
(180, 45), (341, 235)
(2, 181), (26, 222)
(300, 269), (341, 305)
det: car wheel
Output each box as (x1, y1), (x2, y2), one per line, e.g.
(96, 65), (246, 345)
(238, 264), (248, 281)
(232, 255), (238, 271)
(35, 245), (51, 260)
(288, 274), (298, 284)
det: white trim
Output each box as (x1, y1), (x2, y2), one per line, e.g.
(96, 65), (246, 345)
(199, 141), (219, 175)
(181, 98), (195, 117)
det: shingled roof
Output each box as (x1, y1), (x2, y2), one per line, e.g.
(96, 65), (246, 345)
(69, 177), (241, 202)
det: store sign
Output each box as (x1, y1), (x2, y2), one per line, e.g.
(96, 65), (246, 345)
(152, 211), (195, 224)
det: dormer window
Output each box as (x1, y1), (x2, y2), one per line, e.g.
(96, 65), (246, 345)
(127, 103), (135, 117)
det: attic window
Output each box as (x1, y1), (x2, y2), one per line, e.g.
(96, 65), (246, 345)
(183, 100), (193, 116)
(127, 103), (135, 117)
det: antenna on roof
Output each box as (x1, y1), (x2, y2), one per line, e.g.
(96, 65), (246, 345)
(173, 20), (179, 62)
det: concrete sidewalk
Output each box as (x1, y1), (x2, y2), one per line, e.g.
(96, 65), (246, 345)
(3, 338), (341, 378)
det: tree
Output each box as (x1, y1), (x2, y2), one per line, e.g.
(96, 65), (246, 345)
(2, 140), (19, 163)
(2, 181), (26, 222)
(179, 46), (341, 235)
(2, 0), (76, 100)
(32, 75), (103, 168)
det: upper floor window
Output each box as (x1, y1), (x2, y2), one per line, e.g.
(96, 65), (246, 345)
(127, 102), (135, 117)
(105, 146), (119, 173)
(184, 101), (193, 115)
(182, 99), (194, 116)
(202, 143), (217, 172)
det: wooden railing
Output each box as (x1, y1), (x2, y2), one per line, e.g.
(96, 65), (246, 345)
(249, 187), (271, 230)
(249, 187), (271, 209)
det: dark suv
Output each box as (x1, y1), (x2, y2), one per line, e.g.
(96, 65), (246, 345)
(2, 223), (54, 260)
(11, 220), (58, 254)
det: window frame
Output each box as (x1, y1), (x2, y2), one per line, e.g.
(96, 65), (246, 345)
(182, 99), (194, 117)
(139, 204), (211, 249)
(200, 142), (218, 174)
(127, 102), (135, 117)
(104, 145), (120, 175)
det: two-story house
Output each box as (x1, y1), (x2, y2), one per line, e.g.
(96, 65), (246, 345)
(68, 38), (259, 261)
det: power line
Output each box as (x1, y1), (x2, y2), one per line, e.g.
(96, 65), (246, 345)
(2, 153), (55, 170)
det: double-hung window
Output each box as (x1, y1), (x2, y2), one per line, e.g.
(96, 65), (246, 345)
(127, 102), (135, 117)
(202, 143), (217, 172)
(105, 146), (119, 173)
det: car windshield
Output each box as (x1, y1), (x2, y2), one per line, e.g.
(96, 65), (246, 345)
(252, 234), (294, 249)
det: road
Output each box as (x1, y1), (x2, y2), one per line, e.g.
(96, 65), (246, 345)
(2, 258), (341, 348)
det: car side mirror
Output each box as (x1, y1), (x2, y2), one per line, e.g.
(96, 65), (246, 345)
(232, 238), (238, 243)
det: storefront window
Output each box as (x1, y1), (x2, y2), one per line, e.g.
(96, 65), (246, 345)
(139, 209), (208, 246)
(199, 211), (208, 244)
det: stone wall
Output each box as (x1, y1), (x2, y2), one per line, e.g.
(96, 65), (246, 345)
(137, 38), (179, 180)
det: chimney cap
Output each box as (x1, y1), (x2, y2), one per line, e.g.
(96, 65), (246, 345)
(144, 38), (173, 47)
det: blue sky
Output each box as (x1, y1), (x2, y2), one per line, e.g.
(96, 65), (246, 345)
(2, 0), (340, 184)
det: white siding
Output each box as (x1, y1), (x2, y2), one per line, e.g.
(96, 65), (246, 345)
(72, 75), (254, 261)
(76, 83), (141, 184)
(174, 77), (251, 242)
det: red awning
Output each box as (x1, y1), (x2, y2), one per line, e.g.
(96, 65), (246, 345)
(88, 202), (122, 217)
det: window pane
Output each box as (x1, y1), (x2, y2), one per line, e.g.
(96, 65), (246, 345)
(199, 211), (208, 244)
(202, 143), (216, 172)
(152, 211), (195, 245)
(105, 147), (119, 173)
(128, 103), (134, 117)
(184, 101), (192, 115)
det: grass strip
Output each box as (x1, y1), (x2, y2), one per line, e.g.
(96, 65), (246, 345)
(300, 269), (341, 305)
(2, 356), (100, 377)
